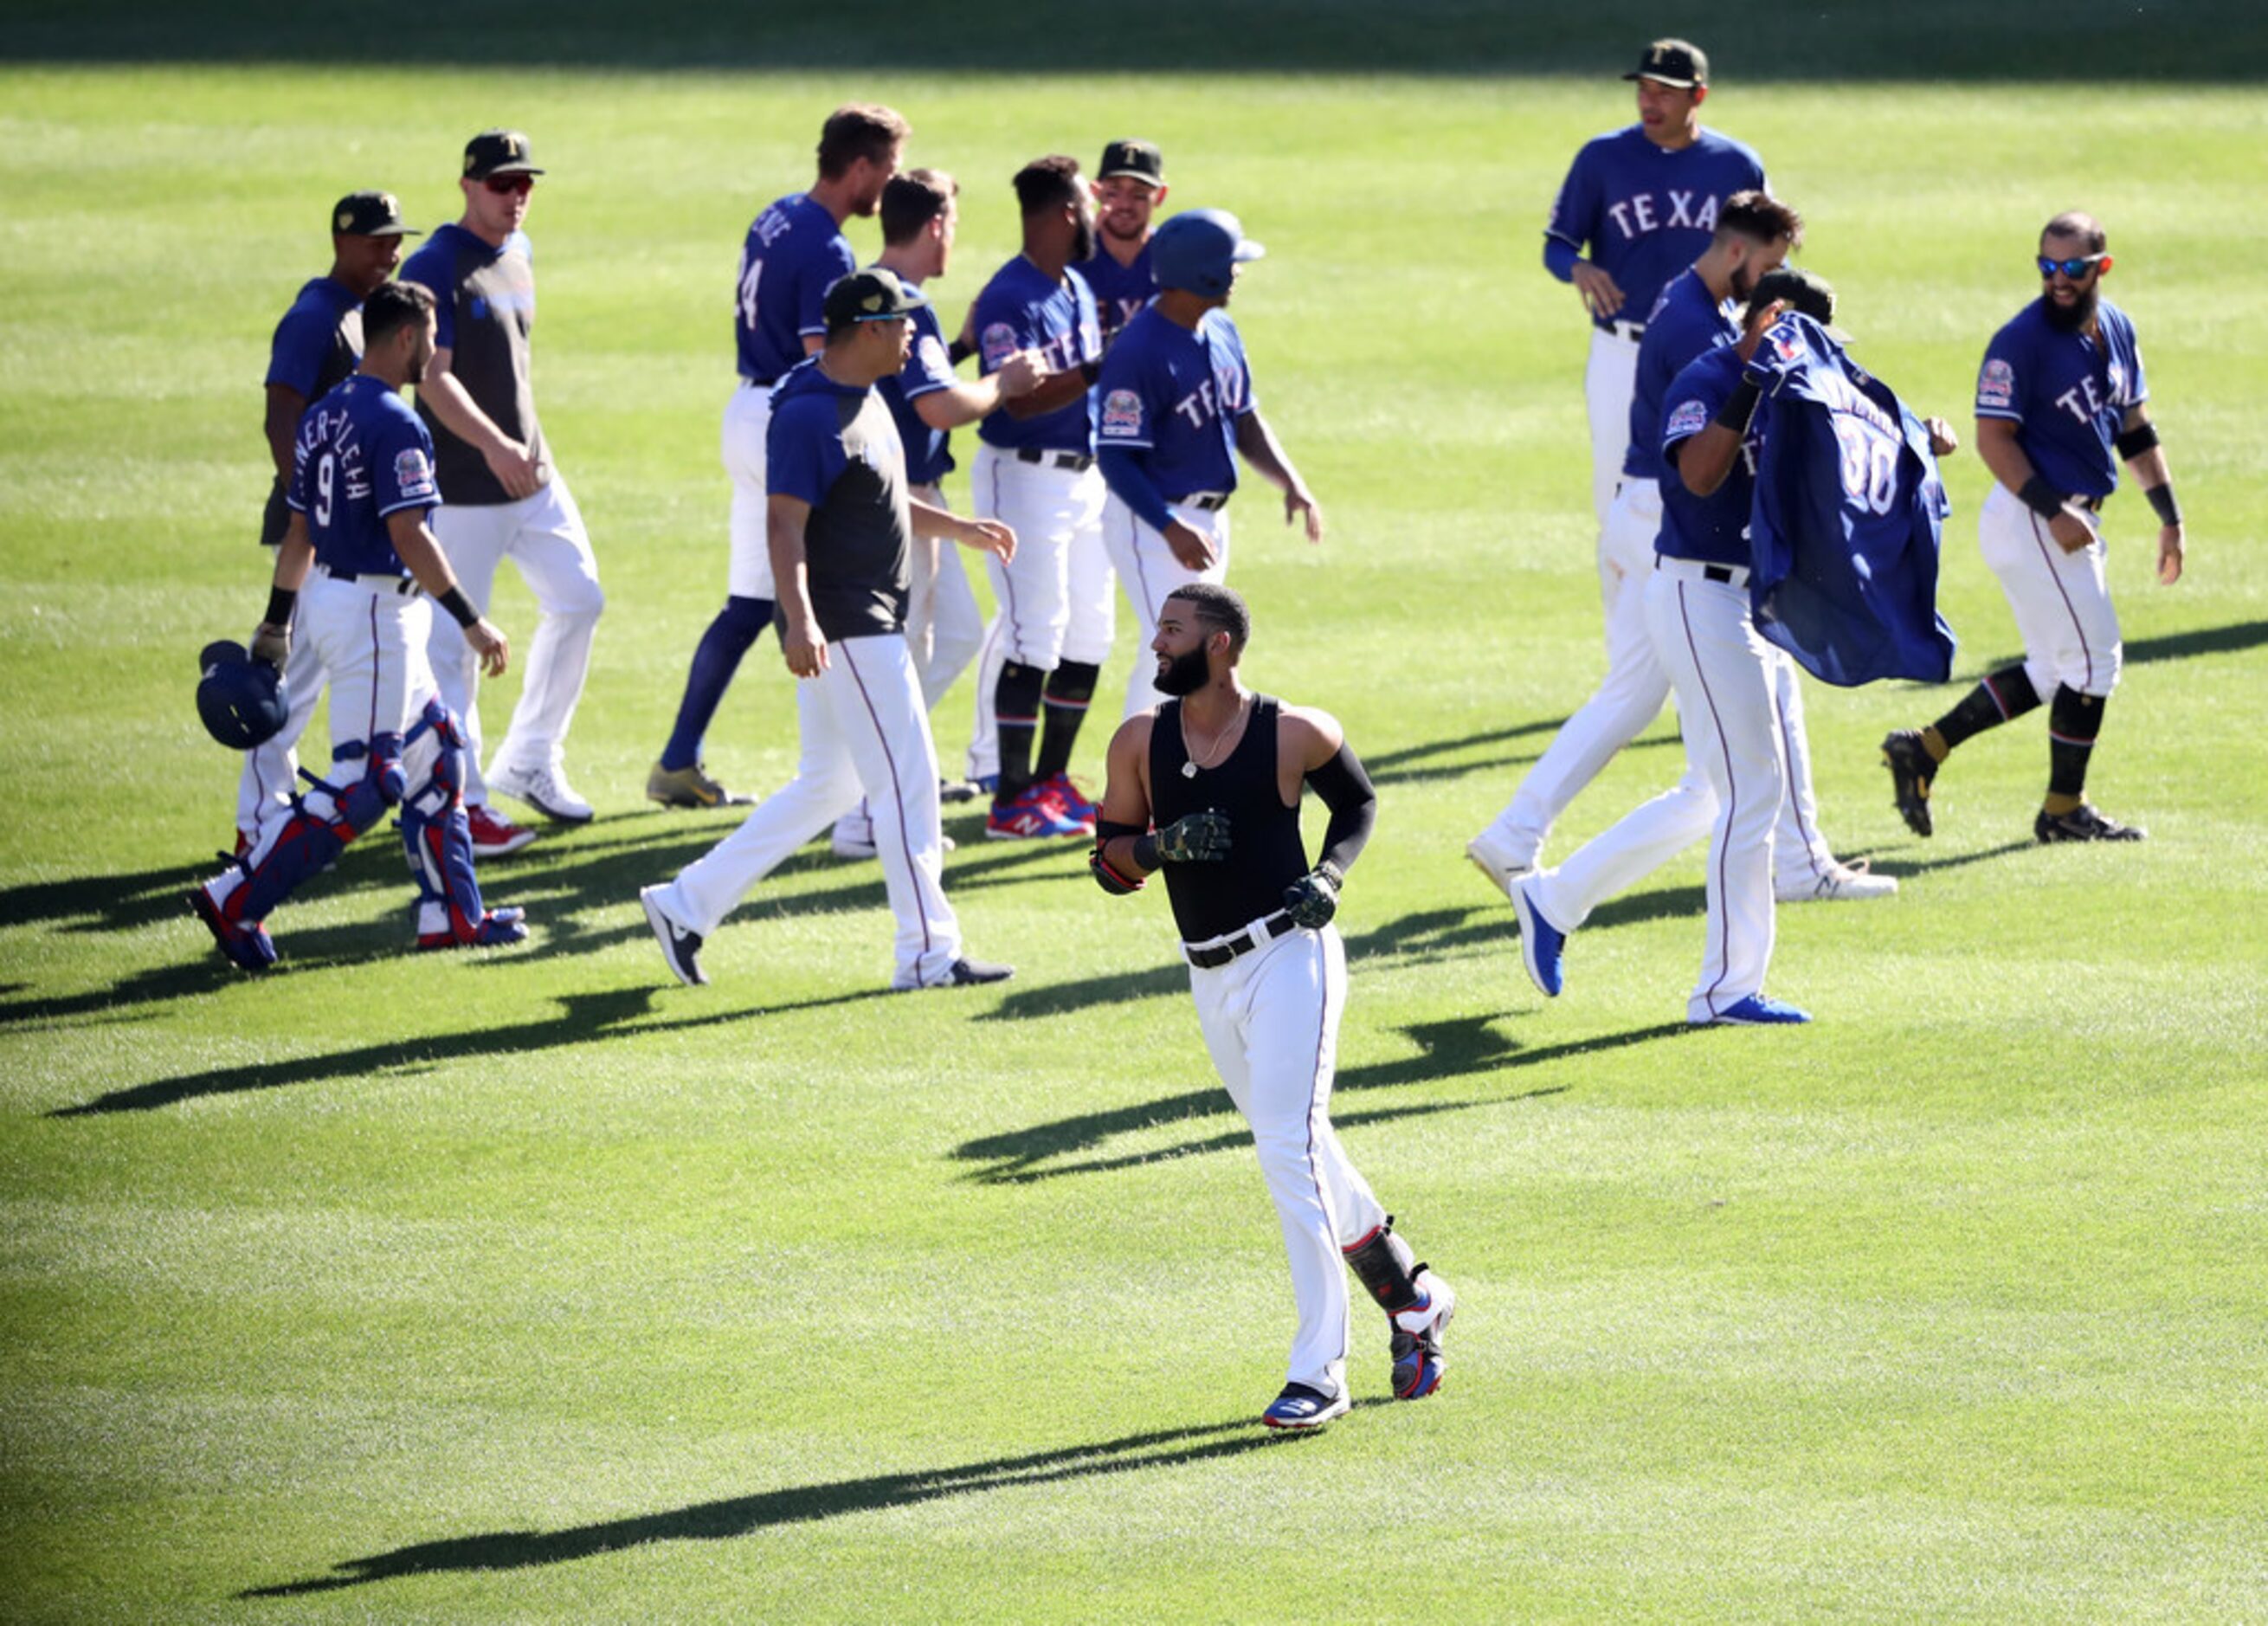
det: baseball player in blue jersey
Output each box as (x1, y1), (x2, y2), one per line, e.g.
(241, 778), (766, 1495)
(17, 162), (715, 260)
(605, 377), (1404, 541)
(403, 129), (605, 854)
(1096, 209), (1322, 722)
(1511, 271), (1958, 1025)
(831, 169), (1047, 859)
(189, 281), (524, 969)
(640, 269), (1017, 992)
(1882, 211), (2185, 844)
(236, 190), (419, 855)
(1473, 192), (1893, 905)
(1545, 39), (1767, 529)
(964, 156), (1111, 841)
(1089, 584), (1454, 1429)
(649, 104), (910, 811)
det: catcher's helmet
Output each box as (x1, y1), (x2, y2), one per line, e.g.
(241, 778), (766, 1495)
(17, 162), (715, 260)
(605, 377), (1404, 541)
(1150, 209), (1266, 298)
(196, 639), (289, 750)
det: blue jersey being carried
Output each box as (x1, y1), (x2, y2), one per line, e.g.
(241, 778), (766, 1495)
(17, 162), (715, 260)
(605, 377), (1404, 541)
(1081, 240), (1157, 348)
(1622, 266), (1736, 481)
(735, 193), (855, 384)
(1094, 305), (1254, 530)
(287, 373), (441, 579)
(878, 294), (957, 487)
(1974, 296), (2146, 501)
(1748, 313), (1957, 687)
(1657, 345), (1761, 568)
(1544, 126), (1766, 335)
(973, 255), (1101, 455)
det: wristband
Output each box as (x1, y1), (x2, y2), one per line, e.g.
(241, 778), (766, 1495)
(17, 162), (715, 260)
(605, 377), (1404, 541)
(1711, 377), (1760, 433)
(1079, 359), (1102, 385)
(2144, 483), (2181, 527)
(2017, 475), (2065, 519)
(437, 586), (481, 629)
(947, 337), (974, 367)
(264, 585), (298, 627)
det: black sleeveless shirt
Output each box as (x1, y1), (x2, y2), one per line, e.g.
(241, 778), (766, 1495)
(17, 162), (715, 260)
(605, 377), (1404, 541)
(1150, 694), (1311, 942)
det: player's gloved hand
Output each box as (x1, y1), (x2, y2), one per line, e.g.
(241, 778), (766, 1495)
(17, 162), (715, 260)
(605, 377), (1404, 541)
(1281, 861), (1343, 929)
(1147, 810), (1231, 865)
(249, 621), (291, 670)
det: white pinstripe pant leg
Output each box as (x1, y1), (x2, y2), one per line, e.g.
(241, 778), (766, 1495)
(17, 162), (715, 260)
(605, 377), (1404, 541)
(1191, 923), (1383, 1398)
(1646, 567), (1784, 1023)
(235, 629), (325, 843)
(1978, 481), (2123, 700)
(1100, 493), (1228, 720)
(1583, 326), (1641, 530)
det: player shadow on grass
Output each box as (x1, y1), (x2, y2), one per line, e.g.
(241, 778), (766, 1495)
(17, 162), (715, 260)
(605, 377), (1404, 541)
(239, 1416), (1321, 1597)
(44, 984), (883, 1117)
(956, 1014), (1684, 1184)
(1363, 715), (1678, 790)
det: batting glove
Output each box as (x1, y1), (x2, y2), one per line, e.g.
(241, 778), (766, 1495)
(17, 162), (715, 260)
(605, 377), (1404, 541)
(1282, 861), (1343, 929)
(1141, 809), (1232, 866)
(250, 621), (292, 670)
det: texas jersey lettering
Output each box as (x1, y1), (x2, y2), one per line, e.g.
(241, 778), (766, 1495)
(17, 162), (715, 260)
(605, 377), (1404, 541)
(736, 193), (856, 384)
(1545, 126), (1766, 333)
(1974, 295), (2146, 499)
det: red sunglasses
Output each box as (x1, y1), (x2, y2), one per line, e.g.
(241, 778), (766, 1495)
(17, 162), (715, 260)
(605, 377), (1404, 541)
(482, 173), (535, 196)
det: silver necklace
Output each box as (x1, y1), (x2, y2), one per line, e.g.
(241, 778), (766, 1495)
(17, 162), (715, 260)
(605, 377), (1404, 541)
(1180, 694), (1249, 778)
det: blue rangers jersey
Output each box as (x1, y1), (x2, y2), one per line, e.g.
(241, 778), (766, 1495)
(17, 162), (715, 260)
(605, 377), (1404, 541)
(1094, 305), (1255, 530)
(1748, 313), (1957, 687)
(1657, 345), (1762, 569)
(1080, 240), (1157, 348)
(1974, 296), (2147, 501)
(1544, 126), (1766, 334)
(266, 275), (363, 399)
(878, 293), (956, 487)
(287, 374), (441, 579)
(972, 255), (1101, 454)
(735, 193), (855, 384)
(1622, 266), (1736, 481)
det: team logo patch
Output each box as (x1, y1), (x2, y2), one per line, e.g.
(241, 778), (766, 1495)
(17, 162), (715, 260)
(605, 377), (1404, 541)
(1666, 398), (1709, 440)
(1977, 358), (2014, 409)
(980, 322), (1018, 369)
(1769, 321), (1804, 364)
(394, 447), (435, 499)
(916, 334), (949, 375)
(1101, 389), (1143, 436)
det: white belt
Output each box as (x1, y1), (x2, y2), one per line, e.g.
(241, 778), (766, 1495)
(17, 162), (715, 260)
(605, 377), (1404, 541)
(1654, 553), (1749, 590)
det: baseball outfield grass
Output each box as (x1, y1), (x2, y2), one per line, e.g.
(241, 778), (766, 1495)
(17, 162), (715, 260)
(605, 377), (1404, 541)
(3, 12), (2265, 1621)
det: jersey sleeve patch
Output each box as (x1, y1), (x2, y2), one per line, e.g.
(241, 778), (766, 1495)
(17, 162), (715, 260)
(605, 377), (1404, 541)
(980, 321), (1019, 371)
(1975, 357), (2015, 412)
(392, 446), (437, 504)
(1099, 388), (1144, 441)
(1665, 397), (1710, 442)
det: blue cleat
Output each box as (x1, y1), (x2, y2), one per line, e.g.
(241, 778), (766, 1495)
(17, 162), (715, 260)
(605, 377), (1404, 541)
(1261, 1382), (1350, 1430)
(1702, 993), (1812, 1027)
(1511, 874), (1565, 997)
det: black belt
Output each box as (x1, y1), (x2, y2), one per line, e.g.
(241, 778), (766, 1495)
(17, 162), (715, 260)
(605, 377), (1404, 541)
(1185, 912), (1294, 970)
(2071, 494), (2104, 513)
(319, 564), (418, 594)
(1655, 557), (1744, 585)
(740, 375), (774, 388)
(1176, 493), (1229, 512)
(1015, 448), (1095, 472)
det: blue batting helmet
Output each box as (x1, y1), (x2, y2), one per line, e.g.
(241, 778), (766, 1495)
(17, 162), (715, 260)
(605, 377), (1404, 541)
(1150, 209), (1266, 298)
(196, 640), (288, 750)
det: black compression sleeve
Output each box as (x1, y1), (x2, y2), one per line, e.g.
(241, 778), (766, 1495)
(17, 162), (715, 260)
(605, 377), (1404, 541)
(1305, 742), (1377, 876)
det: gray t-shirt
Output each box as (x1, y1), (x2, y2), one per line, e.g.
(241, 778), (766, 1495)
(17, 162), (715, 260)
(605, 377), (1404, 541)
(765, 358), (911, 641)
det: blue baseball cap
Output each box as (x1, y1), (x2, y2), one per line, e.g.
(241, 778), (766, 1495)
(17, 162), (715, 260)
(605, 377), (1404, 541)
(1151, 210), (1265, 298)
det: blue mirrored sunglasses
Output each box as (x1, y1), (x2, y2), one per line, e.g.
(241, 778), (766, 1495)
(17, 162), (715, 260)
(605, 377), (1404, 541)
(2038, 255), (2104, 278)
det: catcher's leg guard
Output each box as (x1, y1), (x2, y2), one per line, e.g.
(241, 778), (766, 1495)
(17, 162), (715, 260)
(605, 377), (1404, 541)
(1344, 1217), (1454, 1401)
(201, 737), (397, 930)
(400, 700), (527, 949)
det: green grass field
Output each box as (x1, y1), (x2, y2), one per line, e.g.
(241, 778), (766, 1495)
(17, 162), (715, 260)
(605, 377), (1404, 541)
(4, 10), (2266, 1620)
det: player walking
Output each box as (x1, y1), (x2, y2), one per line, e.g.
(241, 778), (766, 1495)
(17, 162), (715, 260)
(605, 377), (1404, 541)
(1095, 209), (1322, 721)
(1544, 39), (1765, 528)
(403, 129), (605, 851)
(1882, 211), (2185, 843)
(1472, 192), (1892, 904)
(235, 190), (419, 854)
(639, 270), (1018, 992)
(1089, 584), (1455, 1429)
(189, 281), (525, 969)
(649, 104), (910, 812)
(963, 157), (1111, 841)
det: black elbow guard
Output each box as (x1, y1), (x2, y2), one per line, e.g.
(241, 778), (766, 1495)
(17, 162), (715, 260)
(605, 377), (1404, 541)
(2113, 422), (2161, 460)
(1088, 843), (1145, 896)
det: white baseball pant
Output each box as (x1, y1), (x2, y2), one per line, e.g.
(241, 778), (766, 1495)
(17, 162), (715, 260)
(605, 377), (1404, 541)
(1103, 491), (1230, 720)
(963, 445), (1109, 777)
(1583, 323), (1643, 529)
(651, 633), (961, 989)
(428, 474), (604, 802)
(1646, 558), (1785, 1023)
(235, 627), (324, 844)
(723, 382), (776, 601)
(1188, 917), (1386, 1401)
(1978, 481), (2122, 700)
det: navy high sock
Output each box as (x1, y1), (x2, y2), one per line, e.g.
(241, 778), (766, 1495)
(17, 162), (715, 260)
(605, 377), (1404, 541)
(660, 596), (772, 771)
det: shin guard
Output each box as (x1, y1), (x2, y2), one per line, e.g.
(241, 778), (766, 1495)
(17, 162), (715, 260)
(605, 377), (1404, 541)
(400, 700), (525, 947)
(1343, 1216), (1427, 1317)
(207, 737), (396, 927)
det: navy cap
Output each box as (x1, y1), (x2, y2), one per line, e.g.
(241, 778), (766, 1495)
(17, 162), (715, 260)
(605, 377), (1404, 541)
(822, 267), (930, 327)
(463, 129), (544, 180)
(1098, 139), (1164, 186)
(1624, 39), (1709, 88)
(332, 190), (418, 237)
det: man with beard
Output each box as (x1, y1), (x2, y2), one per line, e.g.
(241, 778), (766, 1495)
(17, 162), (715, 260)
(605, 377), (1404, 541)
(1471, 190), (1893, 905)
(1083, 139), (1168, 346)
(1881, 211), (2186, 843)
(649, 103), (910, 812)
(1094, 209), (1322, 721)
(964, 155), (1111, 840)
(1087, 583), (1456, 1429)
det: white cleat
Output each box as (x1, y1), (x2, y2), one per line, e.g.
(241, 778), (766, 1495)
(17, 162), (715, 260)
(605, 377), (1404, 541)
(489, 758), (595, 824)
(1465, 831), (1535, 904)
(1776, 859), (1898, 903)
